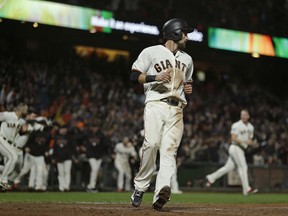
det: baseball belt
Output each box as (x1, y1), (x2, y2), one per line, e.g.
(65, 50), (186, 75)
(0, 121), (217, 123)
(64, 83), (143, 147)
(160, 98), (184, 108)
(232, 143), (246, 151)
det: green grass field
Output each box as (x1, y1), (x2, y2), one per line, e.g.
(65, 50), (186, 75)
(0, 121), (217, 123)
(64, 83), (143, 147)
(1, 192), (287, 204)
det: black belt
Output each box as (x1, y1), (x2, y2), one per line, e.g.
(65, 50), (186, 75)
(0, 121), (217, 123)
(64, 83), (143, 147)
(160, 98), (183, 108)
(232, 143), (246, 151)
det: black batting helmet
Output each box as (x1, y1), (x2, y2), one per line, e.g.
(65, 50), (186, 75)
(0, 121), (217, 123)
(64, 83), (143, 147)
(162, 18), (192, 41)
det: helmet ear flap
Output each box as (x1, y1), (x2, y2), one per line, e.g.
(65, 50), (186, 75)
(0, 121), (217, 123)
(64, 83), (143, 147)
(172, 29), (182, 41)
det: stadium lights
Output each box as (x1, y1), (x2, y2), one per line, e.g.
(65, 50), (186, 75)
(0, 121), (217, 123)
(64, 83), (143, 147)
(252, 53), (260, 58)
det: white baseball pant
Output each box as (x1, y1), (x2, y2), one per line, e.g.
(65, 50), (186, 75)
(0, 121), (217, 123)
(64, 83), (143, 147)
(206, 144), (251, 195)
(134, 101), (183, 203)
(114, 159), (132, 191)
(57, 159), (72, 191)
(0, 136), (18, 184)
(87, 158), (102, 189)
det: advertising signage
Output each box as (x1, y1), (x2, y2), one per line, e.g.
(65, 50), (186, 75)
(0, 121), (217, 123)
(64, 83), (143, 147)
(208, 27), (288, 59)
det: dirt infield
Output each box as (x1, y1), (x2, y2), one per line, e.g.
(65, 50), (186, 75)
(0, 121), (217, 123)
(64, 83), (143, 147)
(0, 203), (287, 216)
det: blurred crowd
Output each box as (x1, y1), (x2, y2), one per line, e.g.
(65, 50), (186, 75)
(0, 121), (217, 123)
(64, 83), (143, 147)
(0, 51), (288, 191)
(55, 0), (288, 36)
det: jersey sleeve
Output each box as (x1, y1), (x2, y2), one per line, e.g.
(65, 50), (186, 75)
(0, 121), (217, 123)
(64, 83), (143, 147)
(130, 147), (137, 158)
(230, 123), (239, 136)
(0, 112), (9, 122)
(131, 48), (150, 74)
(249, 124), (254, 139)
(185, 56), (194, 81)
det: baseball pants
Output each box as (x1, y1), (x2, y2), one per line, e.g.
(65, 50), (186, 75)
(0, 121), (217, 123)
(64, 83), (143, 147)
(87, 158), (102, 190)
(0, 136), (18, 184)
(57, 159), (72, 191)
(134, 101), (183, 203)
(206, 144), (251, 195)
(114, 159), (132, 191)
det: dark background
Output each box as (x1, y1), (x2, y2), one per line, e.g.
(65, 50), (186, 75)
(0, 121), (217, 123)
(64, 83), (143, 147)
(1, 0), (288, 99)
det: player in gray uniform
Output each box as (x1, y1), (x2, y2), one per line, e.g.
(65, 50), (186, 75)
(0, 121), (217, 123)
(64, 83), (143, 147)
(205, 109), (258, 195)
(130, 18), (194, 210)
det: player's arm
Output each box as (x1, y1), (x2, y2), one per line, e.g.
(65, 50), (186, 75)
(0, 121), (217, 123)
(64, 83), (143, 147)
(130, 69), (171, 84)
(231, 133), (253, 146)
(184, 79), (193, 94)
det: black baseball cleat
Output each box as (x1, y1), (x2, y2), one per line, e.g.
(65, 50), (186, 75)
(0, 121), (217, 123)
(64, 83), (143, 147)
(131, 189), (144, 207)
(152, 186), (171, 211)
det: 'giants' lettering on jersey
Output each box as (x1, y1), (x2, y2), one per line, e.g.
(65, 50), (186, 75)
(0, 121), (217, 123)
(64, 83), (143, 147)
(154, 59), (187, 72)
(7, 123), (17, 128)
(240, 130), (253, 137)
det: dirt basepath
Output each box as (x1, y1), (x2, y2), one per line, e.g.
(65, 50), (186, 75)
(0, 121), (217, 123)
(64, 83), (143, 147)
(0, 203), (287, 216)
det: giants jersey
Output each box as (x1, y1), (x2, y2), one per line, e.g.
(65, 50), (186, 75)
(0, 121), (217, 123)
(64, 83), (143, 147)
(0, 112), (25, 142)
(230, 120), (254, 149)
(13, 133), (29, 149)
(132, 45), (193, 105)
(114, 142), (137, 163)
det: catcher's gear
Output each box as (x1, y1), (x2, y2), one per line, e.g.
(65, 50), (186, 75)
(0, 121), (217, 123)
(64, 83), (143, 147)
(162, 18), (192, 41)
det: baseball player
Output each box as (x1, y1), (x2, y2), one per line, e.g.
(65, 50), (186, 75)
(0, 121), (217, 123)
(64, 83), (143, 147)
(113, 136), (137, 192)
(0, 103), (28, 191)
(130, 18), (194, 210)
(205, 109), (258, 195)
(5, 112), (52, 190)
(82, 123), (110, 192)
(13, 130), (51, 191)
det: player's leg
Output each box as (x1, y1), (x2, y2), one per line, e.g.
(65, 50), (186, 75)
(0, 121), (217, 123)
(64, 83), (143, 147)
(124, 163), (132, 192)
(206, 156), (235, 185)
(87, 158), (102, 190)
(0, 139), (18, 189)
(114, 160), (125, 191)
(171, 167), (182, 194)
(63, 159), (72, 191)
(132, 102), (163, 207)
(230, 146), (250, 195)
(152, 106), (183, 210)
(133, 102), (163, 191)
(34, 156), (45, 190)
(7, 149), (23, 185)
(56, 162), (65, 191)
(42, 163), (50, 191)
(14, 153), (34, 185)
(28, 164), (36, 189)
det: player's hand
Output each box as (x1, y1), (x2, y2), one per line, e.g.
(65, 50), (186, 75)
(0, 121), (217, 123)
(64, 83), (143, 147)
(246, 139), (253, 145)
(184, 79), (193, 94)
(155, 69), (171, 83)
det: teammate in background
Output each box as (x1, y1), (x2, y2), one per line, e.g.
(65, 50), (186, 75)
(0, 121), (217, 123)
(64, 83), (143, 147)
(113, 136), (137, 192)
(129, 18), (194, 210)
(0, 103), (28, 191)
(52, 125), (76, 192)
(14, 130), (51, 191)
(9, 112), (51, 190)
(82, 123), (110, 192)
(205, 109), (258, 195)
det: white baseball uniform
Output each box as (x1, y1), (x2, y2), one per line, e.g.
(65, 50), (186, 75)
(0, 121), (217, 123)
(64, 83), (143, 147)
(0, 112), (25, 184)
(206, 120), (254, 195)
(114, 141), (137, 191)
(132, 45), (193, 202)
